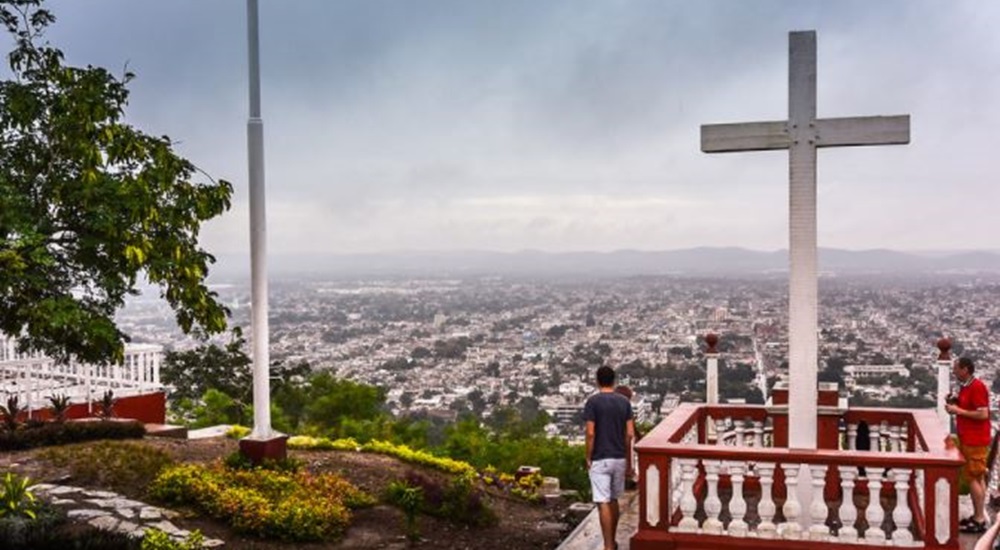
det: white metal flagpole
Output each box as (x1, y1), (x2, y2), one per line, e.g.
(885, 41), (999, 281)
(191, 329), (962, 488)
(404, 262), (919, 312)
(246, 0), (272, 438)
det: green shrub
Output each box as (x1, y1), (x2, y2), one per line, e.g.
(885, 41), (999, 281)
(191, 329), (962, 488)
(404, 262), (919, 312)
(386, 479), (423, 541)
(148, 462), (372, 541)
(39, 440), (174, 493)
(141, 528), (205, 550)
(399, 471), (496, 528)
(287, 435), (359, 451)
(225, 425), (251, 439)
(0, 419), (145, 450)
(0, 472), (37, 519)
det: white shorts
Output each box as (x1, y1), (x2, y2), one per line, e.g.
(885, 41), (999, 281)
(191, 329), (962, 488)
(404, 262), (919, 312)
(589, 458), (627, 503)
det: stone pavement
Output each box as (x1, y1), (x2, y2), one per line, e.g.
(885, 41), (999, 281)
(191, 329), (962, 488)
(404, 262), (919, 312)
(30, 483), (225, 547)
(557, 490), (638, 550)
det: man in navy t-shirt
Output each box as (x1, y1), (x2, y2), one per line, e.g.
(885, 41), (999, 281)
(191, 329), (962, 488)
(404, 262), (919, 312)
(584, 365), (635, 550)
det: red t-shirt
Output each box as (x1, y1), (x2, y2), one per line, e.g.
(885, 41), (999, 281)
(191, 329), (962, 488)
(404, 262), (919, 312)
(957, 377), (992, 447)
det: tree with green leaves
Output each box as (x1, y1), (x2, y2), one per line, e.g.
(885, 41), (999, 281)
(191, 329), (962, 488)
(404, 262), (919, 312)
(0, 0), (232, 365)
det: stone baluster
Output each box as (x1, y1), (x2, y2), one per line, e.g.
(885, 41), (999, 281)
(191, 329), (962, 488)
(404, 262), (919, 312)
(756, 462), (778, 539)
(901, 422), (909, 452)
(753, 420), (765, 447)
(891, 468), (914, 545)
(808, 464), (829, 540)
(726, 461), (749, 537)
(889, 425), (902, 452)
(702, 460), (723, 534)
(864, 468), (886, 543)
(734, 420), (746, 447)
(836, 466), (859, 542)
(677, 459), (699, 532)
(869, 422), (881, 452)
(780, 463), (803, 539)
(847, 423), (858, 450)
(715, 418), (727, 446)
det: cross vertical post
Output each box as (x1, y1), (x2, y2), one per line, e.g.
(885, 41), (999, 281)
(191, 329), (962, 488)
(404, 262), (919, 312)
(700, 30), (909, 450)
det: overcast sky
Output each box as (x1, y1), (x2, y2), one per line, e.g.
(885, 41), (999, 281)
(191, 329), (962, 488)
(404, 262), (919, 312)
(21, 1), (1000, 259)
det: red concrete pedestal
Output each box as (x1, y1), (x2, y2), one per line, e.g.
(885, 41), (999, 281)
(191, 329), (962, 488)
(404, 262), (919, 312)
(239, 434), (289, 464)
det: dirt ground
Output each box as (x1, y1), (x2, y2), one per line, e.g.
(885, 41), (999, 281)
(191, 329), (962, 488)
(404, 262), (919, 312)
(0, 437), (578, 549)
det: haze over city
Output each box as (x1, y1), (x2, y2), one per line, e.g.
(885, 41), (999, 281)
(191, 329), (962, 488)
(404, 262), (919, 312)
(26, 0), (1000, 278)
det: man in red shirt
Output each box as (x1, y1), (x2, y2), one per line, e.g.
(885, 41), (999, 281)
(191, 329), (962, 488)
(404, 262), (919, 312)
(946, 356), (992, 533)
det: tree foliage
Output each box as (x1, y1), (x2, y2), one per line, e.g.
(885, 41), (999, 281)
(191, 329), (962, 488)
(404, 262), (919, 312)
(0, 0), (232, 364)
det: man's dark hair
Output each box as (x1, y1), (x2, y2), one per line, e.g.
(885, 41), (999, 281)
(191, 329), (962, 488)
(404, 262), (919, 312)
(958, 356), (975, 374)
(596, 365), (615, 387)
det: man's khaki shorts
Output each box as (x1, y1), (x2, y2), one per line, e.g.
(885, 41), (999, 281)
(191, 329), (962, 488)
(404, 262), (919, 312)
(959, 442), (989, 480)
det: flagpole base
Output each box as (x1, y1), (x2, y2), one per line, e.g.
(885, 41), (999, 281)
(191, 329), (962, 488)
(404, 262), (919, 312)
(239, 433), (289, 465)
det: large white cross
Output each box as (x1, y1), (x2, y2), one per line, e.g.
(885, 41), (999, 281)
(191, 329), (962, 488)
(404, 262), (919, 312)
(701, 31), (909, 449)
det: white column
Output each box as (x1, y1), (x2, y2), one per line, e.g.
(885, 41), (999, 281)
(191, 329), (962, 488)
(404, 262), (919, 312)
(727, 461), (749, 537)
(836, 466), (859, 542)
(246, 0), (273, 438)
(891, 468), (914, 545)
(702, 460), (723, 535)
(706, 353), (719, 405)
(780, 463), (803, 539)
(847, 423), (857, 450)
(757, 462), (778, 539)
(937, 357), (952, 428)
(864, 469), (886, 543)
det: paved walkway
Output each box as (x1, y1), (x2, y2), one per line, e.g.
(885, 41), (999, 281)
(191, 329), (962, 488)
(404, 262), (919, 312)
(30, 483), (225, 547)
(557, 491), (638, 550)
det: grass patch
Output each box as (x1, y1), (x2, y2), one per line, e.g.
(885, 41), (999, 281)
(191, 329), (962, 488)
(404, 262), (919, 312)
(39, 441), (175, 495)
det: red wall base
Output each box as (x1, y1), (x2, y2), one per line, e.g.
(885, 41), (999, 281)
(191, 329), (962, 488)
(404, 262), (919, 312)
(24, 391), (167, 424)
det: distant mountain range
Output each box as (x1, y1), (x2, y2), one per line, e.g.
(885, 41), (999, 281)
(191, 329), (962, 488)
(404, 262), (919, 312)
(210, 248), (1000, 279)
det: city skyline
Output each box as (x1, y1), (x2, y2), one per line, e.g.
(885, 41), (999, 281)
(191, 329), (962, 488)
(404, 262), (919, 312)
(29, 1), (1000, 272)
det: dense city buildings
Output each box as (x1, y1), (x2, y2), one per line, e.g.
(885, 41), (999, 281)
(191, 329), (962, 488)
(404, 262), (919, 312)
(115, 274), (1000, 438)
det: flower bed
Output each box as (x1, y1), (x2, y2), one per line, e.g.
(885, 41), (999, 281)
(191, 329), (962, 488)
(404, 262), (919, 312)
(148, 461), (374, 542)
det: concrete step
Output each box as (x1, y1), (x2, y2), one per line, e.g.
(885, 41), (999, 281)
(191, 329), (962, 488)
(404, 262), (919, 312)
(144, 423), (188, 439)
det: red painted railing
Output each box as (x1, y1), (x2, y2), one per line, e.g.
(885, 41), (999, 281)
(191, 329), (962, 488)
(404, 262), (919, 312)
(631, 403), (963, 550)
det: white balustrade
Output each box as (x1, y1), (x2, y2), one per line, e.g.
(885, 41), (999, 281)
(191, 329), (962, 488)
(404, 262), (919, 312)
(752, 420), (764, 447)
(702, 460), (723, 535)
(734, 421), (746, 447)
(808, 464), (829, 540)
(846, 422), (857, 450)
(780, 463), (803, 539)
(864, 469), (886, 543)
(756, 462), (778, 539)
(670, 458), (682, 514)
(676, 458), (699, 532)
(889, 425), (902, 452)
(891, 468), (914, 545)
(726, 461), (749, 537)
(836, 466), (859, 542)
(869, 423), (881, 452)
